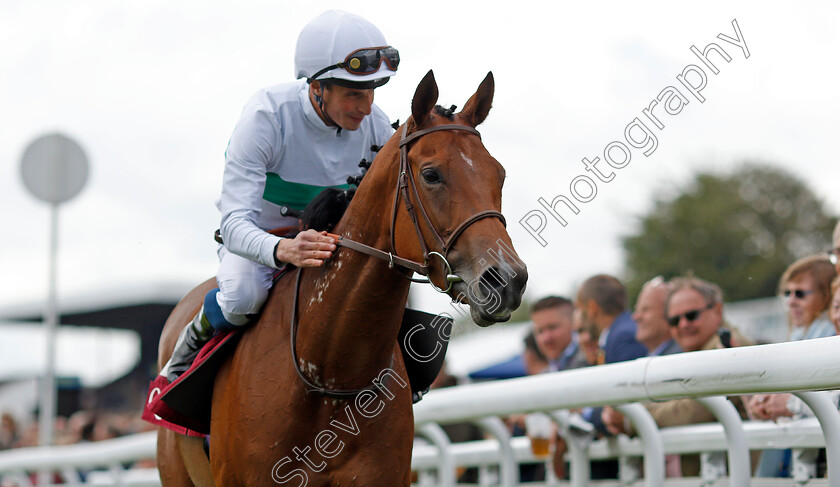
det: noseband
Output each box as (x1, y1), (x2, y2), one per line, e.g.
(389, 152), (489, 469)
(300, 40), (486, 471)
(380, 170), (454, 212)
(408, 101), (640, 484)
(336, 123), (507, 293)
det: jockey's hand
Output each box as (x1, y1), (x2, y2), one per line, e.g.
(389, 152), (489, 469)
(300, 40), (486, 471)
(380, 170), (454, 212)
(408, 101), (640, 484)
(275, 230), (336, 267)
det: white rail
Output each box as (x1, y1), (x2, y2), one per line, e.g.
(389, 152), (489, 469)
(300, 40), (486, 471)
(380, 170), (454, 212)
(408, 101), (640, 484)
(2, 336), (840, 485)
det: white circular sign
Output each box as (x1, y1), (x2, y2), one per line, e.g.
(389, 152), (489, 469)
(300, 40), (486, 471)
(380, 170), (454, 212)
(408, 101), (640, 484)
(20, 133), (89, 204)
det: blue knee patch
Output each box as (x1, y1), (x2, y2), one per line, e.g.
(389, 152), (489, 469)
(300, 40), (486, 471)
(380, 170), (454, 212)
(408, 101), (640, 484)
(204, 288), (240, 332)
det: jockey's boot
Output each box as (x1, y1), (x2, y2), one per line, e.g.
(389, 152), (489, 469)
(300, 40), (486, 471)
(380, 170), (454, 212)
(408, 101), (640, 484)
(159, 306), (215, 383)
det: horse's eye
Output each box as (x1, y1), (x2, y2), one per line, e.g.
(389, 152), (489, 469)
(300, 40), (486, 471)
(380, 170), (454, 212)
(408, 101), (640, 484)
(421, 168), (442, 184)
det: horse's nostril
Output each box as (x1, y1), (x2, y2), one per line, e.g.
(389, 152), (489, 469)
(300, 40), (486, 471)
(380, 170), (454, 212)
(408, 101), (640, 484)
(479, 267), (507, 295)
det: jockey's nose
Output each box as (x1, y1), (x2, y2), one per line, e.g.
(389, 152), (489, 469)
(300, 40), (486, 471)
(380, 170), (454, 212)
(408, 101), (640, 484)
(359, 97), (373, 116)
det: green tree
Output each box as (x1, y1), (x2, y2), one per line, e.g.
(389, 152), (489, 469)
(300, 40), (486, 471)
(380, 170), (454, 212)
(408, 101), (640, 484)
(622, 163), (836, 303)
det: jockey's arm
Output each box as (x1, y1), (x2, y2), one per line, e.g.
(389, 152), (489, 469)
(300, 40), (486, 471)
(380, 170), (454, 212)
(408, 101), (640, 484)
(218, 132), (335, 268)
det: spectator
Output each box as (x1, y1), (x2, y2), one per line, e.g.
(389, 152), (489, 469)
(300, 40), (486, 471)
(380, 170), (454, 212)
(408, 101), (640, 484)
(748, 256), (836, 420)
(526, 298), (591, 481)
(748, 255), (837, 477)
(516, 331), (552, 482)
(572, 307), (600, 366)
(572, 275), (647, 479)
(831, 276), (840, 334)
(14, 419), (39, 448)
(57, 410), (94, 445)
(601, 276), (754, 476)
(531, 296), (588, 372)
(0, 413), (18, 450)
(632, 276), (681, 356)
(575, 274), (647, 364)
(522, 331), (549, 376)
(784, 255), (836, 341)
(830, 220), (840, 275)
(604, 276), (681, 475)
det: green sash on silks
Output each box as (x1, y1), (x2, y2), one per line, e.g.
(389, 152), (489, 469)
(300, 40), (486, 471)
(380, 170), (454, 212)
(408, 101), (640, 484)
(263, 173), (352, 211)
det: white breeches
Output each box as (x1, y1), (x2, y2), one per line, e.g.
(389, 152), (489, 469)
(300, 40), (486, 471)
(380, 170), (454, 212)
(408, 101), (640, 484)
(215, 246), (275, 326)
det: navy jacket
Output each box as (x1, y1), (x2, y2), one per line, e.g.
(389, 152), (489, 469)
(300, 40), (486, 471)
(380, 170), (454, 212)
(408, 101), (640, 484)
(602, 311), (648, 364)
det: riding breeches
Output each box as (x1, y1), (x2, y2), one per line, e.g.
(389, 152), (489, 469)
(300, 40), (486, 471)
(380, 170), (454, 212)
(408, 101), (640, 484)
(214, 246), (275, 327)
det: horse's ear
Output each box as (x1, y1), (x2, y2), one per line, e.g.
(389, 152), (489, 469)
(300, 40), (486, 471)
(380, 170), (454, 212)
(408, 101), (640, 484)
(411, 70), (439, 128)
(461, 72), (494, 127)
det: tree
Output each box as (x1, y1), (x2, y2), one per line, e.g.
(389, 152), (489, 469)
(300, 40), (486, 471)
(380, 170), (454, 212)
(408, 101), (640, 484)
(622, 163), (836, 303)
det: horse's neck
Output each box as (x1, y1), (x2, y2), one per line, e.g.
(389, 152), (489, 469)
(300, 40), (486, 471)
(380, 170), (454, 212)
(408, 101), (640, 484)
(294, 205), (411, 390)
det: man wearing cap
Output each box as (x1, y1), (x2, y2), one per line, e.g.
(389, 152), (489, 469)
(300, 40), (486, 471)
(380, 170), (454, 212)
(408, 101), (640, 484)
(159, 10), (399, 381)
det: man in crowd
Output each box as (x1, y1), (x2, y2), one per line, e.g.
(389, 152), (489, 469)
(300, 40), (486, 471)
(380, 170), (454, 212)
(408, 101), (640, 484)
(530, 296), (589, 372)
(601, 276), (753, 476)
(633, 276), (681, 356)
(600, 276), (682, 474)
(573, 275), (647, 478)
(575, 274), (647, 365)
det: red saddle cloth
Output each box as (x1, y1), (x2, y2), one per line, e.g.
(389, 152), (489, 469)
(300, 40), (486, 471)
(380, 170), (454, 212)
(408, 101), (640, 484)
(142, 329), (243, 437)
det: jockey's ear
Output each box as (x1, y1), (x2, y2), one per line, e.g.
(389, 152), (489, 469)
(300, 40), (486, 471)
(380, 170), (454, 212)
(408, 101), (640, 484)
(461, 72), (494, 127)
(411, 70), (439, 129)
(310, 80), (323, 98)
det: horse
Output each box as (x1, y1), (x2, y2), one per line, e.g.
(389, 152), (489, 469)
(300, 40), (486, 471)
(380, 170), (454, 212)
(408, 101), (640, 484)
(155, 70), (528, 486)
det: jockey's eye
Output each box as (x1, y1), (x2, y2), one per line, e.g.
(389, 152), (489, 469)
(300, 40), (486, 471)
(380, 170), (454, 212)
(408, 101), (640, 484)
(420, 168), (442, 185)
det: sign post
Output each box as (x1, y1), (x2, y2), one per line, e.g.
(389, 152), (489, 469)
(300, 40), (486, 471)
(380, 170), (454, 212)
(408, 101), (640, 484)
(20, 133), (89, 452)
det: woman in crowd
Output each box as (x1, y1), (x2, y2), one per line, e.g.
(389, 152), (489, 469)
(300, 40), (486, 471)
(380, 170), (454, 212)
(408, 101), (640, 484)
(747, 255), (837, 477)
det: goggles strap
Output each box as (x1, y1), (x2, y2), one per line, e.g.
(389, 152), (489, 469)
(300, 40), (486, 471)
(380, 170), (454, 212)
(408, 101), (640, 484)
(308, 64), (340, 83)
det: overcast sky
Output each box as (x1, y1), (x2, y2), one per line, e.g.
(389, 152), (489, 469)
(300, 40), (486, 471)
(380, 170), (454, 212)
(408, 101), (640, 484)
(2, 0), (838, 325)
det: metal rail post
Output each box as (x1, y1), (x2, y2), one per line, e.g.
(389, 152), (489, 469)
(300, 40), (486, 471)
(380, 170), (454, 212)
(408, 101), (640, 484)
(695, 396), (750, 487)
(795, 391), (840, 487)
(615, 403), (664, 486)
(416, 423), (456, 487)
(477, 417), (518, 487)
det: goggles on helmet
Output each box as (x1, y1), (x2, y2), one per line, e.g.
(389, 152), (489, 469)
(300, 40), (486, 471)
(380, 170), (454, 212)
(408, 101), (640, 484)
(309, 46), (400, 82)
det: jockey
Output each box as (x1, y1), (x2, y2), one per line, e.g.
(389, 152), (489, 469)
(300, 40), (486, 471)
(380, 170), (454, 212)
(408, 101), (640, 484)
(160, 10), (399, 382)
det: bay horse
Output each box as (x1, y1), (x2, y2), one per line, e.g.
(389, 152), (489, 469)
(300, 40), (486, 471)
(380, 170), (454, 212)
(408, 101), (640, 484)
(156, 70), (528, 486)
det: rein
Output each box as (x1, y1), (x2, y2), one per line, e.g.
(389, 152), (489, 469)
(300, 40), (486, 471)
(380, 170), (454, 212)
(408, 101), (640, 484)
(289, 268), (395, 399)
(290, 122), (506, 398)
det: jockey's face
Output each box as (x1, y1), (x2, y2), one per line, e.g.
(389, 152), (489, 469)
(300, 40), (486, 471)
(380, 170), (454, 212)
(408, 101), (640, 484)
(311, 81), (374, 131)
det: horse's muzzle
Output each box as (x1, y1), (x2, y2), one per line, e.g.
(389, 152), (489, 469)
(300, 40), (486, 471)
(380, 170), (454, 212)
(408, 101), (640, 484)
(459, 260), (528, 327)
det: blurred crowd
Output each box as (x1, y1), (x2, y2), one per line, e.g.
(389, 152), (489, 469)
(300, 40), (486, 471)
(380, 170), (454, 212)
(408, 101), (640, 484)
(432, 219), (840, 481)
(0, 409), (156, 469)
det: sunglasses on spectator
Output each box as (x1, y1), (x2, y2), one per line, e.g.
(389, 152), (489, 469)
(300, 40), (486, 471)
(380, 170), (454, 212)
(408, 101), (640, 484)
(667, 303), (714, 327)
(783, 289), (815, 300)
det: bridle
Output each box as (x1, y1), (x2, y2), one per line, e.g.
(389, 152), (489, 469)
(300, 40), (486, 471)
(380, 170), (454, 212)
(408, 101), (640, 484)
(291, 122), (506, 398)
(338, 122), (506, 293)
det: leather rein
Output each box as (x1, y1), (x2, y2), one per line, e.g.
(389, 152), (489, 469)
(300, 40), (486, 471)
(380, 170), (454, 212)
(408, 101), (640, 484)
(290, 122), (506, 398)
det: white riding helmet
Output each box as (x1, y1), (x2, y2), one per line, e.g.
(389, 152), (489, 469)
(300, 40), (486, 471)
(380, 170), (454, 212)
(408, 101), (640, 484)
(295, 10), (399, 89)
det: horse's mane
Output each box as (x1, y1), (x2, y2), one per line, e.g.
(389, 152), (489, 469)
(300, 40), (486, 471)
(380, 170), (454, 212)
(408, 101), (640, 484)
(301, 187), (356, 232)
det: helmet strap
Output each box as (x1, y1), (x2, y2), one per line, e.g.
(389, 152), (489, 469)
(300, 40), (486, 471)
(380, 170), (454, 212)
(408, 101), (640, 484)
(311, 81), (342, 136)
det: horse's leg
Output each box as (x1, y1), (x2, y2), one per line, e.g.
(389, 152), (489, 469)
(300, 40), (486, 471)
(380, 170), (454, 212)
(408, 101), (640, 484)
(177, 435), (216, 487)
(156, 278), (219, 486)
(156, 428), (194, 487)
